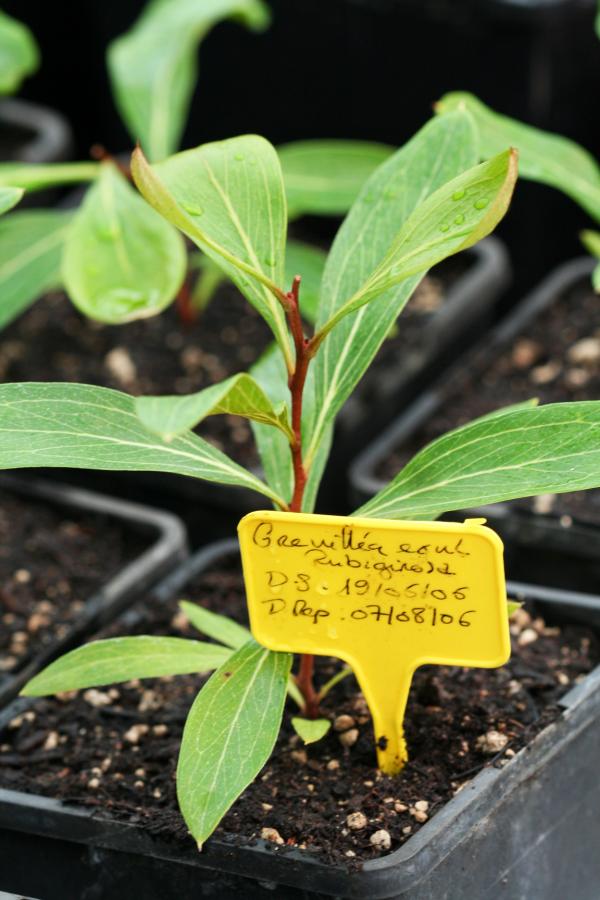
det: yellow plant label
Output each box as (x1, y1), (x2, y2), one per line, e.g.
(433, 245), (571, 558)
(238, 510), (510, 775)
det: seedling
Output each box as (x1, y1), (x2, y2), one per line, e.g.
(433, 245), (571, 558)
(5, 111), (600, 850)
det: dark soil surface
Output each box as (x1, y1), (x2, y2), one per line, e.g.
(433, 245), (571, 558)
(1, 553), (597, 869)
(0, 487), (145, 677)
(376, 276), (600, 524)
(1, 258), (465, 473)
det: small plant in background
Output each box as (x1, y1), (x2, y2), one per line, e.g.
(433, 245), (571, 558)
(0, 0), (396, 336)
(4, 106), (600, 848)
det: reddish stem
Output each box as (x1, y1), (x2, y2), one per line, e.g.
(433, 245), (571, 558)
(90, 144), (132, 180)
(285, 275), (320, 718)
(176, 279), (197, 327)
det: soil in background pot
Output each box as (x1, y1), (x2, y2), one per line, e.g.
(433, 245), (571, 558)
(0, 488), (146, 678)
(0, 260), (466, 471)
(376, 276), (600, 525)
(1, 553), (597, 869)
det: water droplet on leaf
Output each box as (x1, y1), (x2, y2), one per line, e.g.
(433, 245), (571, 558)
(452, 189), (465, 201)
(439, 223), (450, 233)
(182, 203), (204, 217)
(474, 198), (489, 210)
(454, 213), (465, 225)
(234, 153), (245, 161)
(96, 224), (119, 242)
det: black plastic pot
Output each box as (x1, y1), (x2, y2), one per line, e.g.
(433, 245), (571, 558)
(349, 256), (600, 588)
(0, 473), (187, 708)
(1, 540), (600, 900)
(0, 98), (72, 164)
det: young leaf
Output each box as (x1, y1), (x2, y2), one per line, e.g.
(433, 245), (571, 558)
(0, 161), (100, 194)
(180, 601), (252, 649)
(291, 717), (331, 745)
(0, 383), (286, 507)
(0, 9), (39, 95)
(284, 239), (326, 324)
(279, 140), (394, 218)
(355, 401), (600, 521)
(0, 185), (23, 215)
(62, 162), (186, 324)
(507, 600), (523, 617)
(249, 344), (293, 502)
(317, 149), (518, 339)
(177, 640), (291, 848)
(108, 0), (270, 162)
(304, 110), (479, 470)
(131, 137), (292, 368)
(436, 92), (600, 223)
(22, 636), (232, 696)
(135, 372), (293, 442)
(0, 210), (73, 330)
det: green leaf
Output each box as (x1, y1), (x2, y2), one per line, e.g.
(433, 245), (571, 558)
(135, 372), (293, 442)
(177, 640), (291, 848)
(507, 600), (523, 617)
(0, 382), (286, 507)
(131, 137), (292, 369)
(0, 161), (100, 194)
(436, 92), (600, 223)
(62, 161), (186, 324)
(475, 398), (539, 423)
(355, 401), (600, 520)
(291, 717), (331, 745)
(0, 210), (73, 330)
(581, 229), (600, 259)
(596, 0), (600, 40)
(279, 139), (394, 218)
(21, 636), (231, 696)
(108, 0), (270, 161)
(284, 239), (326, 324)
(317, 149), (517, 339)
(180, 601), (252, 649)
(593, 262), (600, 294)
(0, 186), (23, 215)
(304, 110), (479, 471)
(0, 9), (39, 95)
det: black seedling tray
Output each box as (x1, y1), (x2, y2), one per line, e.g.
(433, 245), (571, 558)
(0, 539), (599, 899)
(0, 474), (188, 708)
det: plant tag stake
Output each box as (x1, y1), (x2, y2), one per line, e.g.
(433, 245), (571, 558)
(238, 510), (510, 774)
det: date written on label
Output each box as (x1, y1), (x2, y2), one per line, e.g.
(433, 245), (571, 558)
(263, 572), (475, 629)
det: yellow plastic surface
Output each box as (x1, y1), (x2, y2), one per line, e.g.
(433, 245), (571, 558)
(238, 510), (510, 774)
